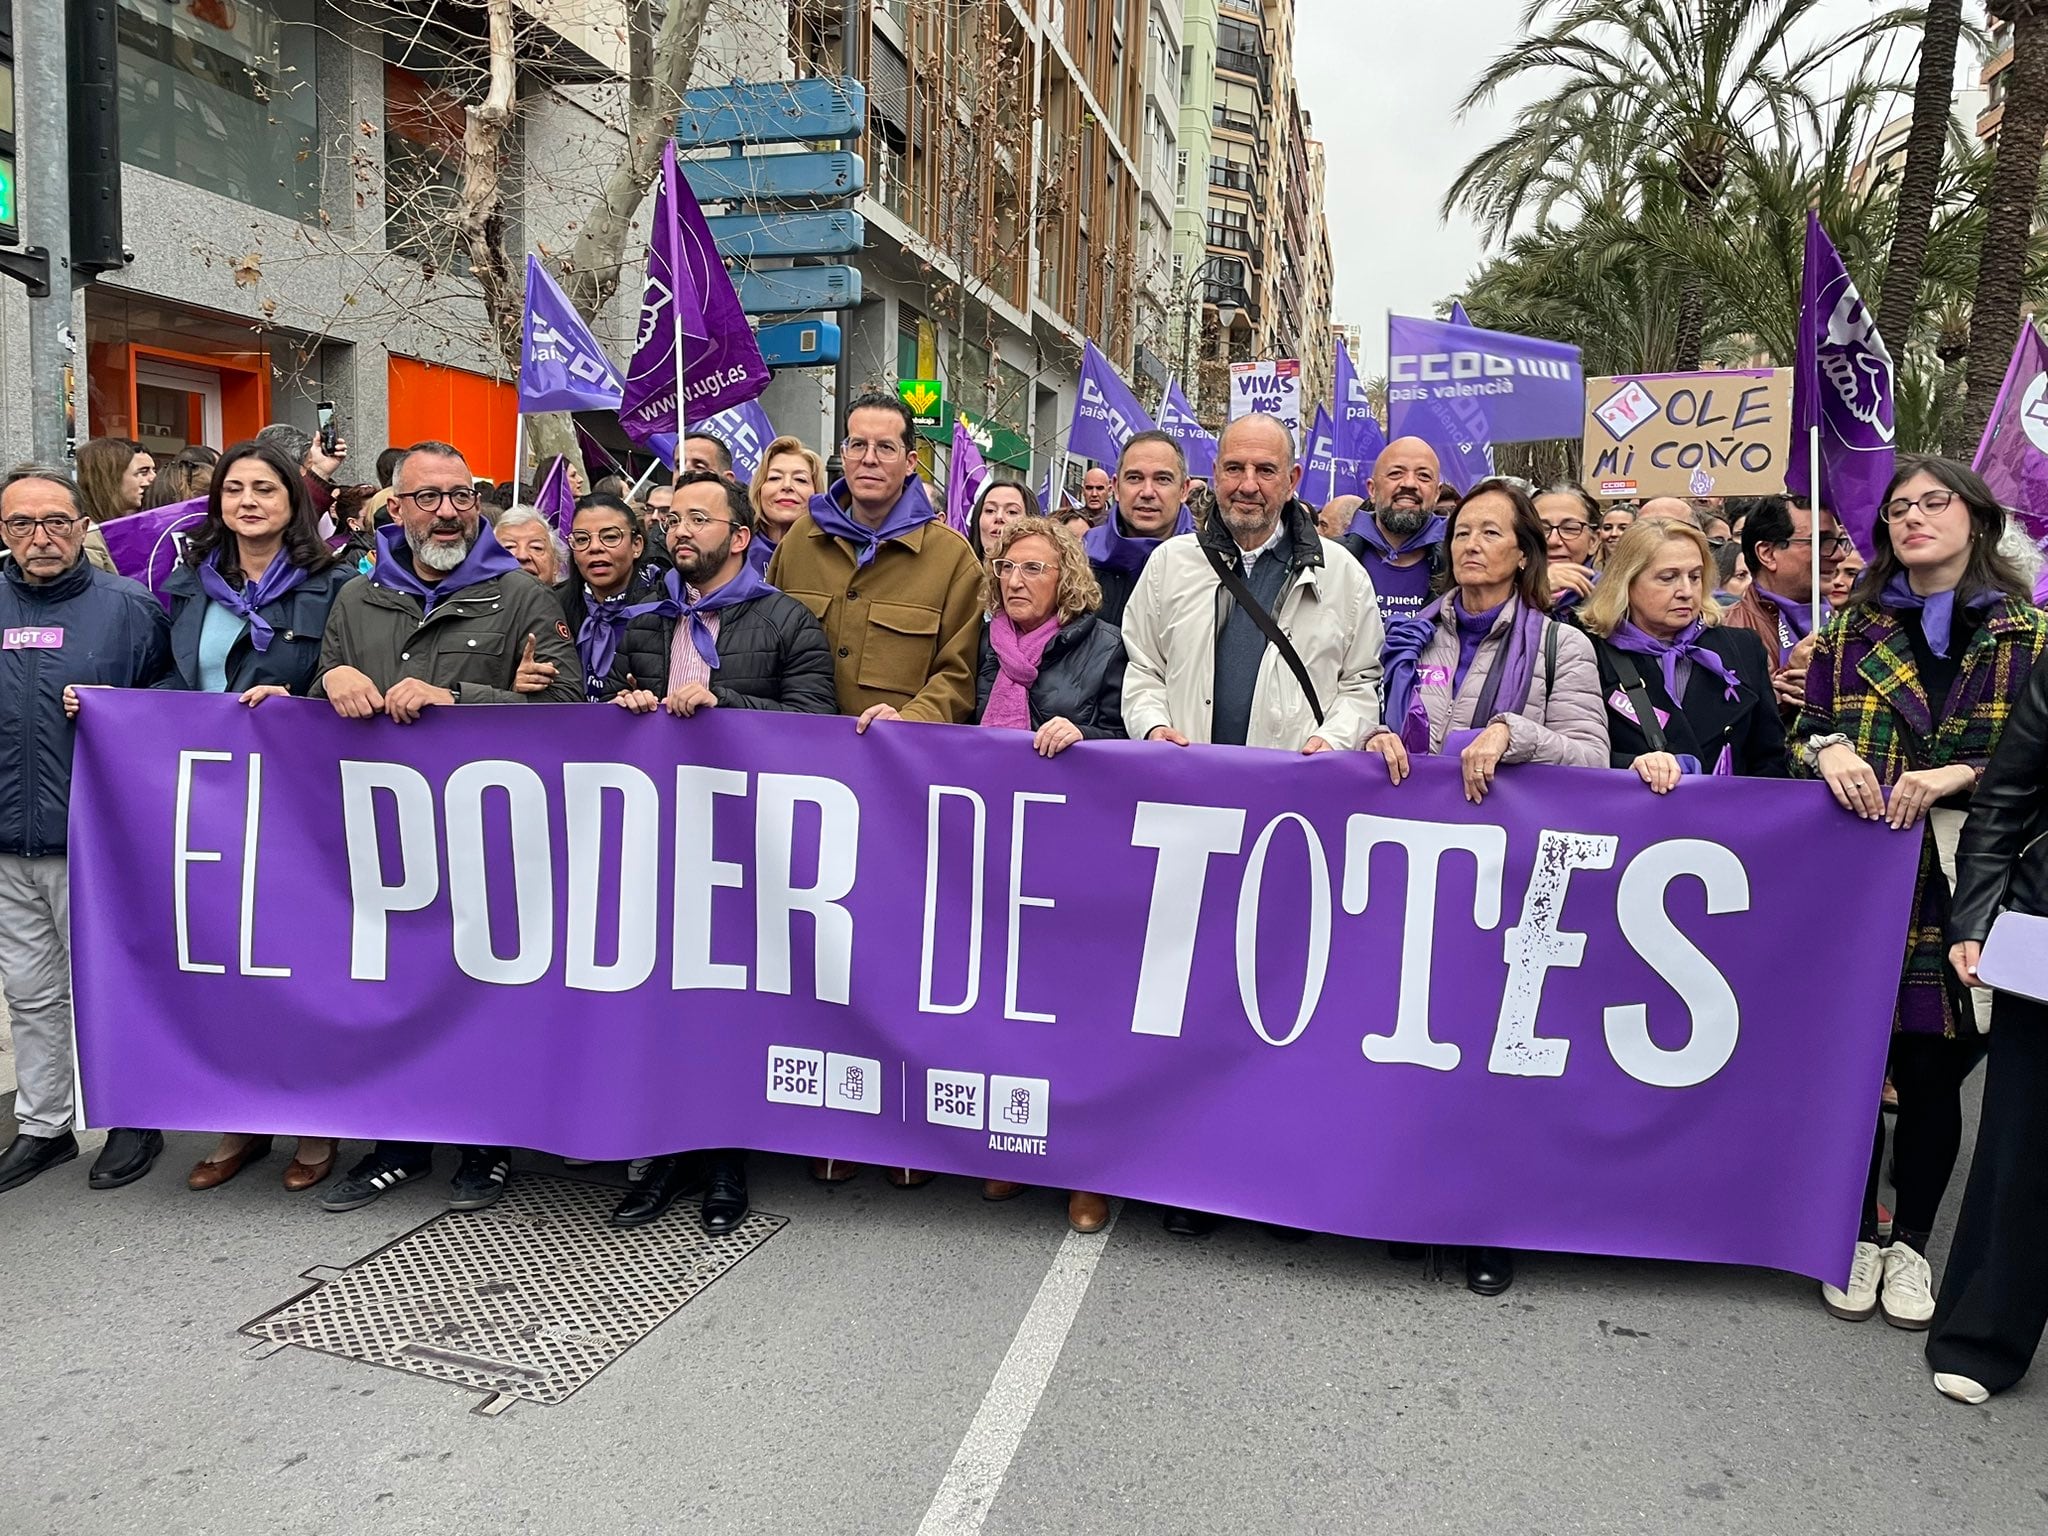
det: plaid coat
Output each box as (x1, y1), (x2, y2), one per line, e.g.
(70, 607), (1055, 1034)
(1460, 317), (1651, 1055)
(1791, 596), (2048, 1035)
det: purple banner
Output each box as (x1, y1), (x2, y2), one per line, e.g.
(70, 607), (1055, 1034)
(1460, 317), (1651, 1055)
(1068, 341), (1156, 468)
(1971, 318), (2048, 549)
(518, 254), (624, 416)
(1788, 211), (1895, 557)
(69, 694), (1921, 1283)
(699, 399), (777, 485)
(1334, 340), (1384, 497)
(1387, 312), (1582, 466)
(99, 497), (208, 602)
(1157, 380), (1218, 480)
(1303, 404), (1354, 506)
(532, 455), (577, 541)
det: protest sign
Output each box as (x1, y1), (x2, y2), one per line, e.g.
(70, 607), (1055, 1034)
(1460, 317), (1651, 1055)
(1582, 370), (1793, 499)
(1228, 359), (1303, 446)
(72, 695), (1918, 1284)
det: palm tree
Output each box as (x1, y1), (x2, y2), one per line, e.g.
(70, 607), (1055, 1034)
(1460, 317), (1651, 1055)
(1446, 0), (1921, 368)
(1876, 0), (1968, 352)
(1964, 3), (2048, 449)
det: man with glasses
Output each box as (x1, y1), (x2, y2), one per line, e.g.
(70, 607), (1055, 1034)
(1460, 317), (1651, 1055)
(1726, 494), (1849, 714)
(0, 467), (173, 1196)
(1342, 436), (1450, 624)
(767, 391), (981, 1188)
(311, 441), (582, 1217)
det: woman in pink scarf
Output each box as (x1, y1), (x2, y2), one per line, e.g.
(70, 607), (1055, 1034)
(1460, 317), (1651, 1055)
(972, 517), (1125, 1231)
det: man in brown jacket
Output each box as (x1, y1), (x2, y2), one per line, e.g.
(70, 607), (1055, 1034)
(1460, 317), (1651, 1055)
(1722, 494), (1848, 715)
(766, 392), (980, 731)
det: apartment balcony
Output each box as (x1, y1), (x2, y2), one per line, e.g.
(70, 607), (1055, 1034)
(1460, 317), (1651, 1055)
(1209, 163), (1257, 196)
(1215, 46), (1271, 101)
(1206, 223), (1255, 254)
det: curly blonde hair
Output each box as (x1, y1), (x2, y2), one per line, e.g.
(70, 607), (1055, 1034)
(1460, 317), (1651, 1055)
(981, 515), (1101, 623)
(1577, 517), (1724, 636)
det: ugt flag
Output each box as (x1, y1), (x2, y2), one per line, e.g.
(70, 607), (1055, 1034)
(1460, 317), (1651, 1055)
(619, 141), (770, 451)
(699, 399), (777, 485)
(1157, 380), (1217, 479)
(518, 254), (622, 415)
(1788, 210), (1895, 557)
(532, 454), (578, 540)
(1334, 339), (1385, 493)
(1387, 313), (1579, 489)
(1068, 341), (1156, 467)
(945, 416), (992, 536)
(1971, 318), (2048, 550)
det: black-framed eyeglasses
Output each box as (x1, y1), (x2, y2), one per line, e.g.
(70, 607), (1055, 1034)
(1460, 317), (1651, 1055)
(1540, 519), (1590, 538)
(1784, 533), (1856, 554)
(0, 514), (83, 539)
(393, 486), (480, 513)
(569, 526), (634, 551)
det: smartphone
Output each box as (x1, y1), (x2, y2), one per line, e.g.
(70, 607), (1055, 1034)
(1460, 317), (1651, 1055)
(317, 399), (337, 455)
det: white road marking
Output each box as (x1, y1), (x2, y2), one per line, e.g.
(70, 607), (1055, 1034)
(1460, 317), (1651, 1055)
(915, 1202), (1121, 1535)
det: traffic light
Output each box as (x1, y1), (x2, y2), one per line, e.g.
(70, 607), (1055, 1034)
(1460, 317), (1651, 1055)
(68, 0), (124, 277)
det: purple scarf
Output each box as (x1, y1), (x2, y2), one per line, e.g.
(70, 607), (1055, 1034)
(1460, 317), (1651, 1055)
(577, 580), (665, 700)
(1756, 587), (1823, 662)
(1605, 618), (1742, 703)
(1452, 599), (1506, 695)
(806, 478), (938, 570)
(983, 611), (1058, 731)
(1882, 570), (2000, 659)
(1083, 506), (1197, 577)
(368, 521), (522, 613)
(1381, 595), (1546, 756)
(746, 535), (777, 576)
(1346, 509), (1447, 560)
(1379, 599), (1443, 753)
(196, 546), (310, 653)
(645, 561), (778, 672)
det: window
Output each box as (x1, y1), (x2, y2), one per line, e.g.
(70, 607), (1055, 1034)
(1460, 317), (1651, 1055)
(116, 0), (319, 219)
(384, 65), (471, 274)
(1175, 150), (1189, 205)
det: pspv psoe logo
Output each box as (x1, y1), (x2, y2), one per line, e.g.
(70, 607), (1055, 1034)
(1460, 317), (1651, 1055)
(767, 1046), (824, 1106)
(926, 1069), (985, 1130)
(767, 1046), (882, 1114)
(925, 1070), (1051, 1141)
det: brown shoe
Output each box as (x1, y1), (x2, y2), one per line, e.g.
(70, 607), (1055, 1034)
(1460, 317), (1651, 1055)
(186, 1136), (273, 1191)
(885, 1167), (935, 1188)
(1068, 1191), (1110, 1233)
(983, 1179), (1029, 1201)
(283, 1144), (337, 1192)
(811, 1157), (861, 1184)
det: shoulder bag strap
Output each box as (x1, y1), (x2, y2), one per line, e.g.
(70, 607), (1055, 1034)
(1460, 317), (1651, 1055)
(1201, 539), (1324, 726)
(1606, 647), (1670, 752)
(1543, 615), (1559, 695)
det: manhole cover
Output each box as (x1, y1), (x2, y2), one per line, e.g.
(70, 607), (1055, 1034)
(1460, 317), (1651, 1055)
(242, 1172), (785, 1411)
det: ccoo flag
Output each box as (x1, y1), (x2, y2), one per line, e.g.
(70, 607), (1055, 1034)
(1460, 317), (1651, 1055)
(1157, 380), (1218, 479)
(1068, 341), (1156, 467)
(518, 254), (623, 415)
(1788, 210), (1895, 557)
(619, 142), (770, 452)
(945, 417), (993, 536)
(1971, 318), (2048, 550)
(1304, 405), (1351, 505)
(699, 399), (777, 485)
(1334, 340), (1386, 494)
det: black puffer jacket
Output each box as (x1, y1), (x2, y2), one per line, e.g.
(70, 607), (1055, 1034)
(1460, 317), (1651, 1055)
(1951, 655), (2048, 945)
(973, 611), (1127, 737)
(600, 589), (838, 712)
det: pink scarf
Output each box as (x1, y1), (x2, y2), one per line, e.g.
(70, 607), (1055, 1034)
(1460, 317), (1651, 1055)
(984, 611), (1058, 731)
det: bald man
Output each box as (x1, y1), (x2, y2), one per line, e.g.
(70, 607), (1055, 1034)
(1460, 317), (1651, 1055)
(1341, 436), (1450, 623)
(1638, 496), (1699, 527)
(1317, 494), (1363, 540)
(1081, 465), (1113, 525)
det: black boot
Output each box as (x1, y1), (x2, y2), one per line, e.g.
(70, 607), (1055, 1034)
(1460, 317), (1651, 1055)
(611, 1154), (698, 1228)
(0, 1131), (79, 1194)
(700, 1153), (749, 1236)
(1162, 1207), (1219, 1237)
(1466, 1246), (1515, 1296)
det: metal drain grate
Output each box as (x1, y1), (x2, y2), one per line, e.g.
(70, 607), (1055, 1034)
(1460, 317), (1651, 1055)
(242, 1172), (785, 1412)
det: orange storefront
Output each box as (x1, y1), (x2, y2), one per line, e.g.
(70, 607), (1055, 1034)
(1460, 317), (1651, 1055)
(86, 290), (275, 457)
(387, 356), (518, 484)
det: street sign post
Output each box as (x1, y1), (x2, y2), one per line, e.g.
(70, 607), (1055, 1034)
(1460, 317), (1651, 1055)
(736, 266), (863, 316)
(676, 79), (866, 148)
(684, 151), (866, 204)
(706, 210), (865, 261)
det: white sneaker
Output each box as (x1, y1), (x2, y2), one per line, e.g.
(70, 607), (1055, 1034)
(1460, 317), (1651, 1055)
(1880, 1244), (1936, 1329)
(1820, 1240), (1884, 1320)
(1933, 1371), (1990, 1405)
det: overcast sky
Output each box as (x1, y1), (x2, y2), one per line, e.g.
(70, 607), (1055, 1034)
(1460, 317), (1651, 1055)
(1293, 0), (1977, 371)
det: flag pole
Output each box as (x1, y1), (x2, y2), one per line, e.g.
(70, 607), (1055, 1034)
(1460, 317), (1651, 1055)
(1811, 421), (1823, 616)
(628, 458), (662, 501)
(511, 413), (525, 499)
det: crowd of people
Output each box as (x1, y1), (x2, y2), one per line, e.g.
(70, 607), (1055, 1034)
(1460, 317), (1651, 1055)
(3, 395), (2047, 1408)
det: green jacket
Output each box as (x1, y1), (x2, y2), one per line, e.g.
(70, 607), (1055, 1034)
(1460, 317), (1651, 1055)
(311, 567), (584, 704)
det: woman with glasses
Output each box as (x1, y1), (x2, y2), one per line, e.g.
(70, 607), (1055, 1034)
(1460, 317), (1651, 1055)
(969, 516), (1124, 1233)
(1793, 456), (2048, 1332)
(1535, 482), (1602, 618)
(746, 436), (825, 573)
(556, 493), (663, 701)
(158, 439), (353, 1192)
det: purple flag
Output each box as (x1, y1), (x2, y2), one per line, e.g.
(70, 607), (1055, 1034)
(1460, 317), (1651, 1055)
(533, 455), (577, 540)
(1788, 211), (1895, 558)
(618, 142), (770, 451)
(1971, 319), (2048, 549)
(575, 423), (629, 483)
(518, 254), (623, 415)
(70, 694), (1921, 1284)
(1387, 313), (1581, 490)
(98, 497), (209, 606)
(699, 400), (777, 485)
(945, 417), (992, 536)
(1157, 380), (1218, 479)
(1449, 301), (1474, 327)
(1068, 341), (1156, 467)
(1334, 340), (1386, 496)
(1304, 404), (1351, 505)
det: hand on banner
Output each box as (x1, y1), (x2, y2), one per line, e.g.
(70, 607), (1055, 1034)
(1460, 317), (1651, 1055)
(323, 666), (385, 719)
(1032, 717), (1083, 757)
(614, 682), (662, 713)
(1461, 720), (1513, 804)
(1302, 736), (1334, 755)
(513, 633), (558, 695)
(1146, 725), (1190, 747)
(238, 685), (290, 708)
(1951, 940), (1984, 988)
(1363, 729), (1410, 784)
(664, 682), (719, 718)
(1816, 742), (1885, 820)
(383, 678), (454, 725)
(62, 685), (82, 719)
(1631, 752), (1684, 794)
(1886, 765), (1974, 831)
(855, 703), (902, 734)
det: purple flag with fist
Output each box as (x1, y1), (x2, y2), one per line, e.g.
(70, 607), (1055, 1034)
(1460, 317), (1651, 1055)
(1788, 211), (1895, 557)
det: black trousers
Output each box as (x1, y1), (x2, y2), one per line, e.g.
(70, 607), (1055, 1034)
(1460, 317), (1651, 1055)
(1863, 1031), (1977, 1246)
(1929, 992), (2048, 1393)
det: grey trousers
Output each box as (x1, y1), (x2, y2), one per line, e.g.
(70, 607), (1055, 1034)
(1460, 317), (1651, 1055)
(0, 853), (73, 1137)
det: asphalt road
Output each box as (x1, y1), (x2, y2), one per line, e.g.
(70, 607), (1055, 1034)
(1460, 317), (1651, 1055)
(3, 1085), (2043, 1536)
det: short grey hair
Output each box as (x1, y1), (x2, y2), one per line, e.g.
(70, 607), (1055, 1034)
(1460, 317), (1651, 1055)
(1, 463), (81, 510)
(255, 422), (313, 468)
(393, 439), (468, 485)
(494, 503), (566, 564)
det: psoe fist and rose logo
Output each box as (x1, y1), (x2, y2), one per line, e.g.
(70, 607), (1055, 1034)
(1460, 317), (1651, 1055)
(763, 1047), (1051, 1153)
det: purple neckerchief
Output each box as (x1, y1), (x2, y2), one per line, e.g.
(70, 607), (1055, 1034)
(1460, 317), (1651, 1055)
(1756, 586), (1824, 662)
(368, 520), (521, 613)
(1379, 599), (1444, 754)
(1465, 596), (1549, 735)
(1083, 505), (1197, 577)
(644, 561), (778, 671)
(2036, 564), (2048, 608)
(1346, 510), (1447, 560)
(577, 580), (665, 700)
(746, 535), (777, 576)
(1452, 598), (1506, 695)
(1606, 618), (1742, 703)
(196, 547), (310, 653)
(1882, 570), (2000, 659)
(806, 477), (938, 569)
